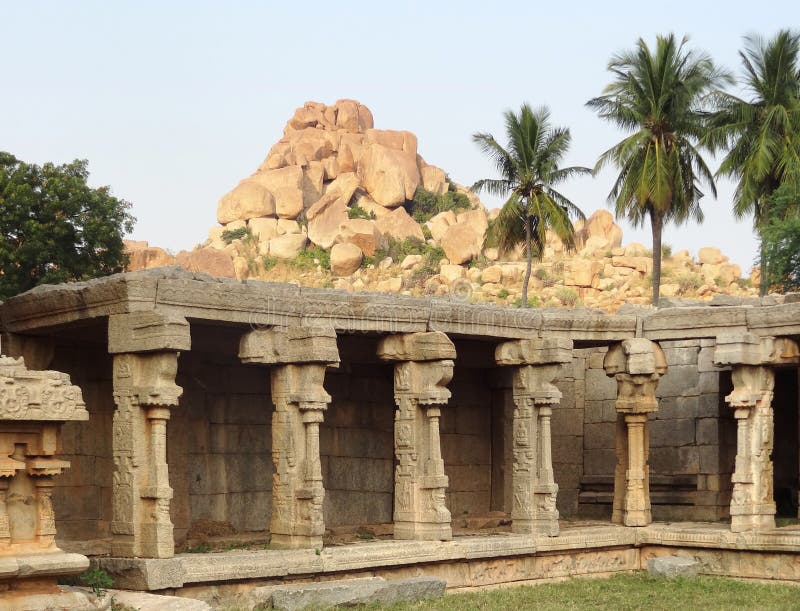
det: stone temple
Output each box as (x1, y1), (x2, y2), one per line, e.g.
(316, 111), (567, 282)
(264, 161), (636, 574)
(0, 267), (798, 608)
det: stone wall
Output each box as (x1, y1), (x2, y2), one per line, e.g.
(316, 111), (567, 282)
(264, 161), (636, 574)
(49, 341), (114, 551)
(321, 362), (395, 527)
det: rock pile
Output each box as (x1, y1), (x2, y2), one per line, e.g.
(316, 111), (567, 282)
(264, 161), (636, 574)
(124, 99), (758, 312)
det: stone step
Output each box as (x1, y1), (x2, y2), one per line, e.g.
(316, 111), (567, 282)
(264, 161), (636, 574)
(251, 575), (446, 610)
(647, 555), (701, 578)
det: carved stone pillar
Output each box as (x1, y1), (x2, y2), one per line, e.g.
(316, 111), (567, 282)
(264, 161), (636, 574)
(378, 332), (455, 541)
(604, 339), (667, 527)
(495, 338), (572, 536)
(714, 333), (800, 532)
(108, 312), (190, 558)
(240, 326), (339, 549)
(0, 354), (90, 602)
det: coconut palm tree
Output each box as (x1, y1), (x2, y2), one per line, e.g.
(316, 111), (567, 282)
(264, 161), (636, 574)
(587, 34), (729, 304)
(472, 104), (588, 307)
(703, 30), (800, 295)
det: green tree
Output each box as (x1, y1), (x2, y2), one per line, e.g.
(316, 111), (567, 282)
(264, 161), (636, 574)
(703, 30), (800, 295)
(472, 104), (588, 307)
(762, 181), (800, 291)
(0, 153), (135, 299)
(587, 34), (729, 304)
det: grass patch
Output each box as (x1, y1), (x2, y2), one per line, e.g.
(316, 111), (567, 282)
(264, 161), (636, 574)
(220, 226), (250, 244)
(290, 245), (330, 271)
(348, 204), (376, 220)
(367, 573), (800, 610)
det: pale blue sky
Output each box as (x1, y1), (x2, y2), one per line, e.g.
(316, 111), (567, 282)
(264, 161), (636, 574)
(2, 1), (795, 269)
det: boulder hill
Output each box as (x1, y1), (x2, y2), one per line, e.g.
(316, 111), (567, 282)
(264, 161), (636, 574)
(126, 100), (760, 311)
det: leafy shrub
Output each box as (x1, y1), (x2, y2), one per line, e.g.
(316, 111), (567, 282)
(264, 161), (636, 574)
(513, 295), (541, 307)
(291, 245), (330, 271)
(497, 288), (510, 299)
(80, 568), (113, 596)
(676, 272), (703, 294)
(405, 187), (471, 223)
(661, 243), (673, 258)
(347, 204), (375, 220)
(262, 256), (278, 271)
(534, 267), (549, 281)
(221, 226), (250, 244)
(554, 287), (580, 306)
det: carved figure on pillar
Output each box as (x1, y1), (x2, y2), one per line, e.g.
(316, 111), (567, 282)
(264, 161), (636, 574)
(378, 332), (455, 541)
(603, 339), (667, 527)
(496, 338), (572, 536)
(108, 312), (190, 558)
(714, 333), (800, 532)
(239, 326), (339, 549)
(0, 354), (91, 603)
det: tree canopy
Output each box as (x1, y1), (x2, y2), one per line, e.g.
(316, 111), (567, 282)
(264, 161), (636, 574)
(472, 104), (588, 307)
(587, 34), (730, 304)
(703, 30), (800, 295)
(762, 181), (800, 292)
(0, 152), (135, 300)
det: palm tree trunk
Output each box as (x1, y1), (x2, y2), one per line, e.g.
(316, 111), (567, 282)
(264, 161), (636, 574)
(522, 213), (532, 307)
(650, 211), (663, 305)
(758, 235), (768, 297)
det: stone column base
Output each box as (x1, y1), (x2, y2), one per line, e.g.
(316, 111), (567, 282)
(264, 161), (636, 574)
(270, 533), (324, 550)
(394, 522), (452, 541)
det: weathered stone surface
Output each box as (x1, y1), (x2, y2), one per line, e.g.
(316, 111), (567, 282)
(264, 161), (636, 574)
(335, 219), (381, 256)
(359, 143), (420, 207)
(96, 557), (186, 590)
(269, 577), (386, 611)
(377, 331), (456, 362)
(269, 234), (308, 259)
(217, 179), (275, 224)
(647, 555), (700, 578)
(108, 589), (211, 610)
(125, 240), (176, 271)
(421, 165), (447, 194)
(330, 243), (363, 276)
(307, 196), (349, 249)
(374, 207), (425, 243)
(441, 221), (482, 265)
(175, 248), (236, 278)
(698, 247), (725, 265)
(426, 210), (457, 242)
(248, 217), (279, 244)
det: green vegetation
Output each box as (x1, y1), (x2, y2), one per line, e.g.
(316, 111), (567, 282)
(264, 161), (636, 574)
(220, 226), (250, 244)
(473, 104), (588, 307)
(365, 573), (800, 610)
(554, 287), (580, 306)
(348, 204), (376, 220)
(588, 34), (729, 305)
(405, 185), (471, 224)
(184, 543), (212, 553)
(291, 245), (330, 271)
(496, 288), (510, 299)
(704, 30), (800, 295)
(762, 181), (800, 291)
(661, 243), (673, 259)
(513, 295), (540, 307)
(79, 567), (113, 596)
(676, 271), (704, 294)
(0, 152), (135, 299)
(262, 255), (279, 271)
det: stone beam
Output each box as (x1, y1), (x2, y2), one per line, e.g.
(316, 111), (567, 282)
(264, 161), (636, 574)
(108, 312), (190, 559)
(495, 338), (572, 536)
(604, 339), (667, 527)
(378, 332), (455, 541)
(713, 333), (800, 532)
(238, 326), (339, 550)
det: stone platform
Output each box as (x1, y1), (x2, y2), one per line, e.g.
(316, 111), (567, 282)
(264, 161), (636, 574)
(93, 521), (800, 606)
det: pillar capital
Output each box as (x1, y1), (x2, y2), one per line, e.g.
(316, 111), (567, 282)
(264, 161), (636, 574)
(714, 333), (800, 369)
(239, 325), (339, 366)
(108, 311), (190, 354)
(604, 338), (667, 414)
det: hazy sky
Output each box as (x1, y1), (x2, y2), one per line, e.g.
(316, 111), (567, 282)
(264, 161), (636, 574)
(2, 1), (795, 270)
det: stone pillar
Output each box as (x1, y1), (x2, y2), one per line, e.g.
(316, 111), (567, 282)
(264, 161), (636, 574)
(108, 312), (190, 558)
(0, 354), (90, 604)
(495, 338), (572, 536)
(239, 326), (339, 549)
(714, 333), (800, 532)
(378, 332), (455, 541)
(603, 339), (667, 527)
